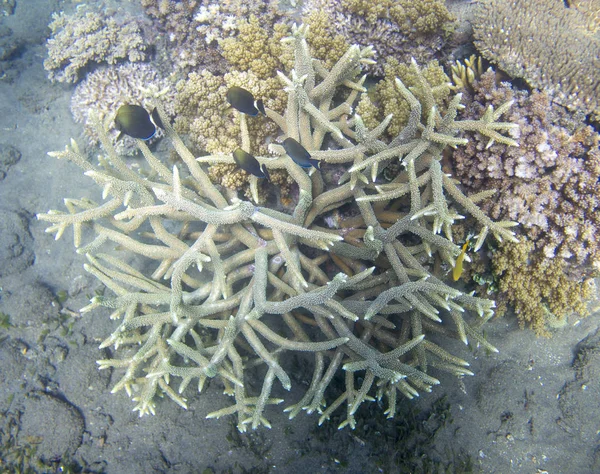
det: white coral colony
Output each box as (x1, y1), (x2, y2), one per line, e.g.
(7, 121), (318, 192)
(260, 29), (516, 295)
(38, 24), (518, 431)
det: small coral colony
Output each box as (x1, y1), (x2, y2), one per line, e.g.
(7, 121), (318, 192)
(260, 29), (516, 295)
(38, 0), (598, 429)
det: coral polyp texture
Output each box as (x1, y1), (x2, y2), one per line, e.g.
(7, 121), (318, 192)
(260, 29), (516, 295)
(38, 25), (519, 431)
(44, 5), (149, 83)
(491, 240), (595, 337)
(140, 0), (286, 75)
(453, 70), (600, 277)
(303, 0), (455, 75)
(473, 0), (600, 120)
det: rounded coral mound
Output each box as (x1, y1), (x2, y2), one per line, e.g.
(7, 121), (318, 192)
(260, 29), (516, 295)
(70, 63), (175, 155)
(491, 239), (595, 336)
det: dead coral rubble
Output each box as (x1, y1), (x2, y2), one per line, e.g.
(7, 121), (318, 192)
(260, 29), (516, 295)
(38, 25), (518, 431)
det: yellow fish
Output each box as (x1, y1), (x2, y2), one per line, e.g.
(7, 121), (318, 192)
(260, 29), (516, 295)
(452, 239), (470, 281)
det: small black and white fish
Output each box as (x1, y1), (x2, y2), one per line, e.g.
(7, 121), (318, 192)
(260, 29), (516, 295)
(150, 107), (164, 130)
(226, 86), (265, 116)
(115, 104), (162, 140)
(282, 137), (320, 169)
(232, 148), (270, 180)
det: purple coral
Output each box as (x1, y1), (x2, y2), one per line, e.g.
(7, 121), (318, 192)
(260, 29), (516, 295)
(140, 0), (227, 75)
(453, 70), (600, 277)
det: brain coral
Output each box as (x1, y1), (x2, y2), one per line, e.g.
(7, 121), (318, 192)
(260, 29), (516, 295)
(473, 0), (600, 120)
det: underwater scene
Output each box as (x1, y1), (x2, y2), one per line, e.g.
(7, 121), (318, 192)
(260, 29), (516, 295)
(0, 0), (599, 472)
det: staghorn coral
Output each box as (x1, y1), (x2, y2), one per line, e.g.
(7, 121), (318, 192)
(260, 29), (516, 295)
(38, 25), (518, 431)
(208, 163), (295, 207)
(303, 0), (455, 75)
(70, 63), (175, 155)
(491, 240), (595, 337)
(44, 5), (149, 83)
(357, 58), (451, 138)
(473, 0), (600, 120)
(452, 70), (600, 277)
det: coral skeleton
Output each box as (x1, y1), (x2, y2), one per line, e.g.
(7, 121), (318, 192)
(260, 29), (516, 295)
(38, 25), (518, 431)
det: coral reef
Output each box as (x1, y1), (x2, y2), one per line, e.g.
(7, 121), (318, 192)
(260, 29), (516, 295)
(44, 5), (149, 83)
(208, 163), (294, 206)
(452, 70), (600, 277)
(303, 0), (455, 75)
(448, 55), (484, 92)
(38, 25), (518, 431)
(70, 63), (175, 155)
(220, 15), (293, 80)
(357, 58), (451, 138)
(140, 0), (226, 75)
(473, 0), (600, 120)
(303, 9), (350, 69)
(208, 162), (249, 191)
(491, 240), (594, 336)
(140, 0), (286, 76)
(207, 162), (269, 204)
(174, 69), (283, 156)
(173, 70), (236, 152)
